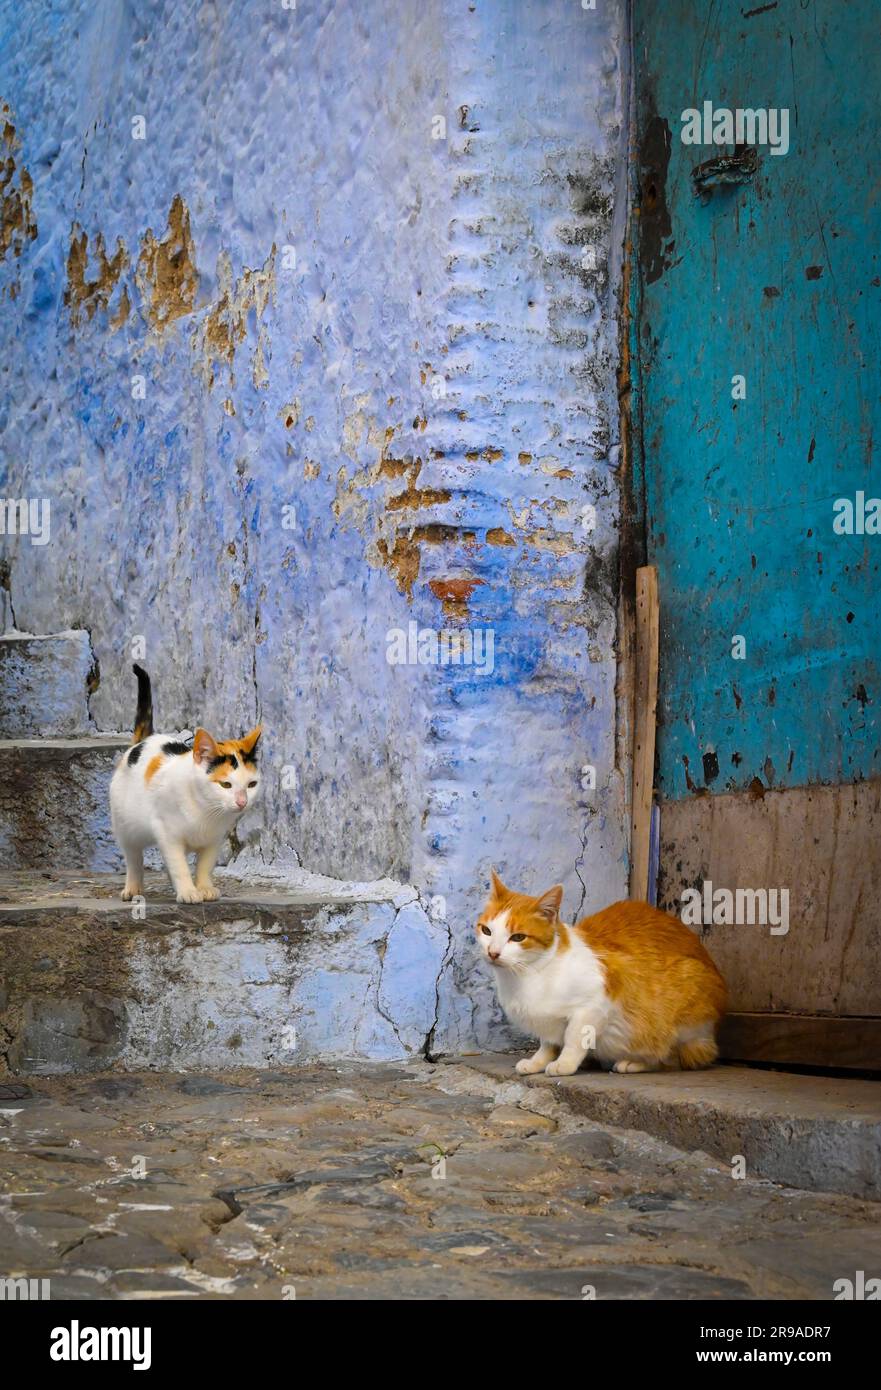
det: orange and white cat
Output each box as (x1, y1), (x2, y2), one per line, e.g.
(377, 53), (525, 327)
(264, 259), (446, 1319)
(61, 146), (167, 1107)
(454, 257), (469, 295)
(477, 872), (725, 1075)
(110, 665), (262, 904)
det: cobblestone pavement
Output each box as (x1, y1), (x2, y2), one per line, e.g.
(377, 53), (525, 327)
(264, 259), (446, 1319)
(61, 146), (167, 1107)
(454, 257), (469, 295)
(1, 1061), (878, 1300)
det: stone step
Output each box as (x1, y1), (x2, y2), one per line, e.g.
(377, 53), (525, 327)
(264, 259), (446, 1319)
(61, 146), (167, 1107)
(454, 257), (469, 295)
(0, 871), (449, 1075)
(0, 736), (129, 870)
(0, 631), (97, 738)
(448, 1054), (881, 1202)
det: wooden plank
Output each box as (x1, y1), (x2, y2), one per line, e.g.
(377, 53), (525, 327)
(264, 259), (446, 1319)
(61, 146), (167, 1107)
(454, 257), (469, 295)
(629, 565), (659, 900)
(656, 778), (881, 1016)
(720, 1012), (881, 1072)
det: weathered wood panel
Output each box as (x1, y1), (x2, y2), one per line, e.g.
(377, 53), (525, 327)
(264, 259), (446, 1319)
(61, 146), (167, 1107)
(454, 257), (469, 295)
(720, 1013), (881, 1071)
(657, 779), (881, 1016)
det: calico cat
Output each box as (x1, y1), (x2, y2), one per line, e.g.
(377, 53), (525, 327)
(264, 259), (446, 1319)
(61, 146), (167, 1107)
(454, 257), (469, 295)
(477, 871), (726, 1075)
(109, 664), (262, 903)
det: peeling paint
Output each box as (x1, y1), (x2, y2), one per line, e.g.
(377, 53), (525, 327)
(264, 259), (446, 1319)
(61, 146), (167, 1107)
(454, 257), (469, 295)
(375, 533), (421, 599)
(382, 457), (451, 512)
(0, 0), (630, 1058)
(428, 576), (485, 620)
(65, 227), (129, 328)
(524, 528), (576, 556)
(0, 104), (36, 269)
(194, 244), (276, 389)
(135, 193), (198, 333)
(637, 114), (673, 285)
(333, 415), (463, 598)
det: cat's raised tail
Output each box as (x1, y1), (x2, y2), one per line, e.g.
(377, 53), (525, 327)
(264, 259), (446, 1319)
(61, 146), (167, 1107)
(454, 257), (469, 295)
(131, 664), (154, 744)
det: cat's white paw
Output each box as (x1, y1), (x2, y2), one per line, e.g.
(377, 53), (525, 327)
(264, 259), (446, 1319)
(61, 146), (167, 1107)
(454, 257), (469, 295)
(612, 1059), (652, 1073)
(175, 886), (205, 904)
(120, 886), (141, 902)
(544, 1058), (579, 1077)
(516, 1058), (543, 1075)
(197, 884), (220, 901)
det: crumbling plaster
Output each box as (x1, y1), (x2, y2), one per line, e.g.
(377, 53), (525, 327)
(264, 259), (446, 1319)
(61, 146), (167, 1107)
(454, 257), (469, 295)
(0, 0), (629, 1051)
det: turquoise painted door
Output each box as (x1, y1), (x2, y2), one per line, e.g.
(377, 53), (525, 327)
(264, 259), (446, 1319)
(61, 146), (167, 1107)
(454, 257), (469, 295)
(632, 0), (880, 800)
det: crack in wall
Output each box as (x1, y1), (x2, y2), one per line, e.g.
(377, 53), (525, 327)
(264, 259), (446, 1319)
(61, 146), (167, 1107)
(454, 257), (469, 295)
(422, 895), (454, 1063)
(373, 930), (406, 1054)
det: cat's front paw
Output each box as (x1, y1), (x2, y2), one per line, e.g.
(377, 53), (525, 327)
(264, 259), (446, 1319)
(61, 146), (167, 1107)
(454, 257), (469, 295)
(516, 1057), (551, 1075)
(175, 886), (205, 904)
(197, 884), (220, 901)
(120, 886), (142, 902)
(545, 1058), (580, 1077)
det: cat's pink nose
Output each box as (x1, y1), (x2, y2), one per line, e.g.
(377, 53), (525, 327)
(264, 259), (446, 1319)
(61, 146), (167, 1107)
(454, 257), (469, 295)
(235, 792), (247, 810)
(488, 949), (500, 962)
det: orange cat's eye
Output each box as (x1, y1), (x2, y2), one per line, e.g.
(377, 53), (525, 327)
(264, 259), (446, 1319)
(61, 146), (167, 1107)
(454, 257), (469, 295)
(248, 780), (257, 788)
(480, 925), (491, 935)
(509, 932), (526, 942)
(220, 781), (232, 789)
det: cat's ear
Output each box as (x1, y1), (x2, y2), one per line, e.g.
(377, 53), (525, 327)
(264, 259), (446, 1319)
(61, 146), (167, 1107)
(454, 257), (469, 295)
(534, 884), (563, 921)
(192, 728), (218, 766)
(240, 724), (262, 758)
(490, 869), (508, 900)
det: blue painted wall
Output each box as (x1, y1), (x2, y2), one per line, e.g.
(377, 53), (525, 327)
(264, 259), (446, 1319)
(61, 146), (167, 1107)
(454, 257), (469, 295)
(0, 0), (630, 1051)
(632, 0), (880, 799)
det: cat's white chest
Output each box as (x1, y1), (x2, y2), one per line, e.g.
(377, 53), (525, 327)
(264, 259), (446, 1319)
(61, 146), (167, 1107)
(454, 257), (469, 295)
(495, 937), (615, 1047)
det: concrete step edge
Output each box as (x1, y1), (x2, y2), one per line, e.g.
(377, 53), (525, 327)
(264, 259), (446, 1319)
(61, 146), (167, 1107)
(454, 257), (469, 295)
(442, 1054), (881, 1202)
(0, 870), (423, 915)
(0, 736), (129, 752)
(0, 875), (449, 1072)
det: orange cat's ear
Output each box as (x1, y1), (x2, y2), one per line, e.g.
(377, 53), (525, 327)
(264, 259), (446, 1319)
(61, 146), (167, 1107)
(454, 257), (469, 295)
(192, 728), (218, 766)
(490, 869), (508, 900)
(240, 724), (262, 757)
(534, 884), (563, 921)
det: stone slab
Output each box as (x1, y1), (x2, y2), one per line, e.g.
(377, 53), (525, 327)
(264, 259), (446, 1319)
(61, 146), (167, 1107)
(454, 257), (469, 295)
(445, 1053), (881, 1201)
(0, 872), (448, 1073)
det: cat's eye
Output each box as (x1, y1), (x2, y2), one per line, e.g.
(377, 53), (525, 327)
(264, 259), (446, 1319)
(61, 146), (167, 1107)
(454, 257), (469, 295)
(480, 925), (491, 935)
(248, 780), (257, 788)
(220, 781), (232, 789)
(509, 932), (526, 942)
